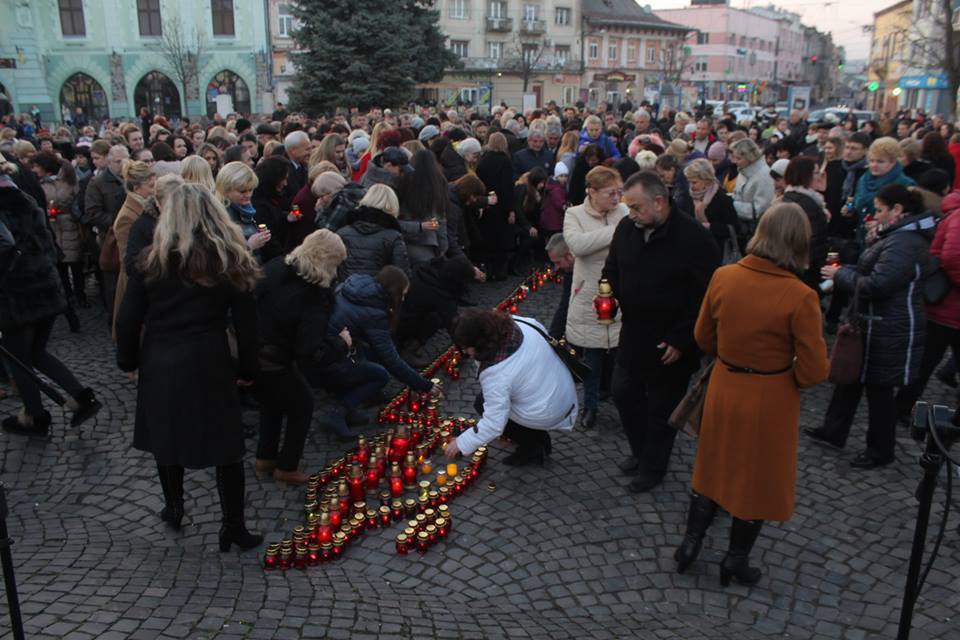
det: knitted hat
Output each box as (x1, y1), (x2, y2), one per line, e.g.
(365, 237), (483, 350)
(554, 162), (570, 178)
(311, 171), (347, 197)
(418, 125), (441, 143)
(770, 158), (790, 177)
(707, 142), (727, 161)
(351, 136), (369, 155)
(456, 138), (481, 157)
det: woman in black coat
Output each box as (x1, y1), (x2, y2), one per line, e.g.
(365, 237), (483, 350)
(567, 144), (605, 207)
(336, 185), (410, 280)
(255, 230), (352, 485)
(682, 159), (739, 255)
(781, 156), (829, 291)
(475, 133), (517, 281)
(116, 183), (263, 551)
(252, 156), (294, 252)
(809, 185), (934, 469)
(0, 164), (99, 437)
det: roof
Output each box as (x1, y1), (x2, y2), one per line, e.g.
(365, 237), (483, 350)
(874, 0), (912, 18)
(582, 0), (692, 32)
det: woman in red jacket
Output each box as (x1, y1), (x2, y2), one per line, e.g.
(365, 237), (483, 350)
(948, 133), (960, 189)
(896, 190), (960, 417)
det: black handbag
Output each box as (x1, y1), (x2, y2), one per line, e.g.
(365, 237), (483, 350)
(514, 318), (592, 384)
(923, 256), (951, 305)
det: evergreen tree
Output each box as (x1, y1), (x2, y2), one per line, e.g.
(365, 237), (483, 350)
(289, 0), (459, 113)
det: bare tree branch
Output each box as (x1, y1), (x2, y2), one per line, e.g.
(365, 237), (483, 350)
(157, 15), (206, 117)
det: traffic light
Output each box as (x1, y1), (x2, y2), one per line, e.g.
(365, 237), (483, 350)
(837, 60), (844, 70)
(868, 81), (880, 92)
(811, 55), (818, 64)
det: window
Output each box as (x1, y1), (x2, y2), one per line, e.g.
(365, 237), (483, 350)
(627, 41), (637, 61)
(562, 86), (576, 106)
(449, 0), (469, 20)
(608, 43), (618, 62)
(555, 7), (570, 25)
(212, 0), (235, 36)
(58, 0), (85, 36)
(522, 44), (539, 64)
(555, 45), (569, 65)
(488, 41), (503, 58)
(137, 0), (162, 37)
(697, 32), (709, 45)
(589, 40), (599, 60)
(450, 40), (469, 57)
(523, 4), (539, 21)
(278, 4), (294, 37)
(646, 46), (656, 64)
(488, 1), (505, 18)
(695, 60), (707, 72)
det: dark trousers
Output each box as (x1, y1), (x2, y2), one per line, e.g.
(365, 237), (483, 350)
(102, 271), (118, 321)
(548, 269), (572, 340)
(611, 363), (690, 477)
(57, 262), (86, 301)
(896, 320), (960, 417)
(822, 382), (897, 461)
(309, 358), (389, 410)
(572, 345), (615, 412)
(0, 315), (83, 416)
(473, 392), (551, 452)
(157, 460), (247, 524)
(257, 367), (314, 471)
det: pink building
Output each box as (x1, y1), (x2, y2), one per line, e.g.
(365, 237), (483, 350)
(655, 2), (799, 103)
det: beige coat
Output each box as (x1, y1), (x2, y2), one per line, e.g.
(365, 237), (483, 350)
(112, 192), (148, 338)
(563, 197), (628, 349)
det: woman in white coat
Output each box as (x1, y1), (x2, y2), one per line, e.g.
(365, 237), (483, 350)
(562, 166), (628, 429)
(730, 138), (774, 237)
(444, 309), (577, 466)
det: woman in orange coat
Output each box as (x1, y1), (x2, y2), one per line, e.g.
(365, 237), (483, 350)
(674, 202), (830, 586)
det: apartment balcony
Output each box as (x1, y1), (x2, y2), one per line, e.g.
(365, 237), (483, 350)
(485, 16), (513, 32)
(520, 19), (546, 35)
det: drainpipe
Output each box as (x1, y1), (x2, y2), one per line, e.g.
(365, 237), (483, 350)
(263, 0), (274, 114)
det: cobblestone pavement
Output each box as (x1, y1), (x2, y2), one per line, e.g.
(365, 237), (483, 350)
(0, 273), (959, 640)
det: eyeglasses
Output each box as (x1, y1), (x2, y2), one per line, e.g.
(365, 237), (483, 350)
(592, 187), (623, 198)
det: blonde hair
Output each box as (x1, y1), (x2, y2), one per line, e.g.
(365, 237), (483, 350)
(634, 150), (657, 171)
(666, 138), (692, 162)
(12, 140), (36, 162)
(583, 115), (602, 128)
(557, 131), (579, 157)
(585, 166), (622, 190)
(142, 183), (260, 291)
(869, 136), (902, 162)
(154, 173), (185, 206)
(486, 132), (509, 154)
(402, 140), (425, 155)
(309, 133), (345, 167)
(121, 159), (154, 192)
(675, 112), (692, 125)
(368, 122), (392, 157)
(215, 161), (259, 199)
(358, 183), (399, 216)
(180, 155), (216, 191)
(308, 160), (338, 184)
(730, 138), (762, 163)
(683, 158), (717, 184)
(285, 229), (347, 287)
(899, 138), (922, 162)
(262, 140), (283, 159)
(746, 202), (811, 273)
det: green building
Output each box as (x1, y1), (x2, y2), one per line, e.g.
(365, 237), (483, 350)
(0, 0), (273, 124)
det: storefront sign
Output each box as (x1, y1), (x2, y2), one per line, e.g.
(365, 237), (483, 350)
(899, 75), (948, 89)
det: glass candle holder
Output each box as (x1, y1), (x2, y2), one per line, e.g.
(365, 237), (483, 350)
(391, 499), (404, 521)
(446, 463), (458, 478)
(414, 513), (428, 530)
(425, 524), (437, 544)
(436, 471), (448, 487)
(365, 508), (379, 529)
(421, 458), (433, 475)
(438, 486), (450, 504)
(435, 517), (448, 538)
(418, 494), (429, 512)
(264, 544), (280, 569)
(437, 504), (450, 520)
(428, 490), (440, 508)
(403, 498), (417, 518)
(379, 490), (392, 507)
(332, 537), (343, 558)
(416, 531), (430, 553)
(307, 541), (320, 566)
(423, 508), (436, 523)
(294, 545), (307, 569)
(396, 533), (410, 555)
(378, 505), (391, 526)
(403, 526), (416, 540)
(320, 542), (332, 562)
(418, 480), (431, 498)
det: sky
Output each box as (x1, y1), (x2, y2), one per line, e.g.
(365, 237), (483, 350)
(649, 0), (897, 60)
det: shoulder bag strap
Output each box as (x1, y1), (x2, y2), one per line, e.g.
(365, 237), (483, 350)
(513, 317), (555, 346)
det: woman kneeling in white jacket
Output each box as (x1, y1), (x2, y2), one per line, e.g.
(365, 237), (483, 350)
(443, 309), (578, 466)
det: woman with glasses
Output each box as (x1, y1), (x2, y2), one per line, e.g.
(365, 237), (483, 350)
(562, 166), (628, 431)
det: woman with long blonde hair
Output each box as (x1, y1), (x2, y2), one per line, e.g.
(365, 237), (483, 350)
(116, 183), (263, 552)
(309, 133), (350, 179)
(180, 155), (216, 192)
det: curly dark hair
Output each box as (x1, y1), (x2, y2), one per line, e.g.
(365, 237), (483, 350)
(452, 309), (515, 363)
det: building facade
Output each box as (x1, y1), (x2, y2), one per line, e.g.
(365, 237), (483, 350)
(655, 4), (780, 104)
(268, 0), (297, 106)
(898, 0), (954, 116)
(801, 27), (842, 104)
(427, 0), (583, 109)
(0, 0), (272, 125)
(581, 0), (691, 109)
(867, 0), (912, 116)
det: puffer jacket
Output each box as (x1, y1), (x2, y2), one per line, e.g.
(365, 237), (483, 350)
(834, 211), (936, 386)
(563, 197), (628, 349)
(38, 174), (83, 262)
(732, 157), (774, 225)
(336, 206), (410, 279)
(255, 257), (349, 371)
(327, 273), (432, 392)
(926, 192), (960, 329)
(0, 179), (66, 329)
(577, 130), (620, 160)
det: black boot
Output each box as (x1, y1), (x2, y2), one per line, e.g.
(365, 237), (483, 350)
(503, 442), (546, 466)
(720, 518), (764, 587)
(674, 492), (718, 574)
(64, 307), (81, 333)
(216, 463), (263, 552)
(157, 463), (184, 530)
(2, 410), (52, 438)
(70, 388), (102, 427)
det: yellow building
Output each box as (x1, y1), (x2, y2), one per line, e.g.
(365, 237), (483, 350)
(867, 0), (912, 116)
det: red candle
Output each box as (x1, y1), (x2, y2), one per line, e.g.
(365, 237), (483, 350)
(307, 542), (320, 566)
(356, 435), (370, 466)
(348, 463), (365, 502)
(417, 531), (430, 553)
(366, 455), (380, 493)
(396, 533), (410, 555)
(317, 512), (333, 545)
(379, 505), (391, 526)
(390, 477), (404, 498)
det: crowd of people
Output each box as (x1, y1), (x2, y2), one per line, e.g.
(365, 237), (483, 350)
(1, 98), (958, 581)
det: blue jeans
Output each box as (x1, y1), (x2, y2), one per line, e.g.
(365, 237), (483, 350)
(576, 346), (609, 412)
(319, 359), (389, 410)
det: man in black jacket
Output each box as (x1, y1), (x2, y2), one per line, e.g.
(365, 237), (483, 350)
(602, 172), (720, 493)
